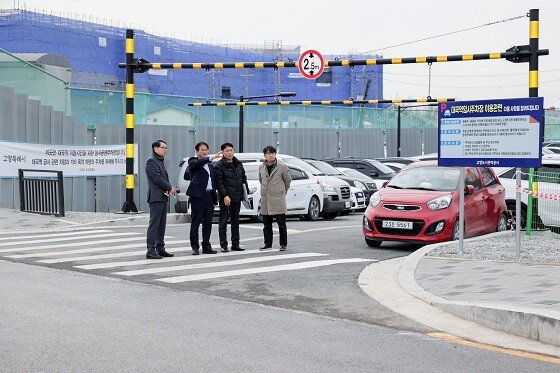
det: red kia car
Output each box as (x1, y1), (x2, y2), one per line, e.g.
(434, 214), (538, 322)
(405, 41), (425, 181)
(362, 161), (508, 247)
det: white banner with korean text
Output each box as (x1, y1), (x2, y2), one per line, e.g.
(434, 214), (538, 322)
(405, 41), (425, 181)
(0, 141), (139, 177)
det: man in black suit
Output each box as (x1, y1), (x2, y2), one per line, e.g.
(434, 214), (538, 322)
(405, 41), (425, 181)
(145, 139), (177, 259)
(186, 141), (223, 255)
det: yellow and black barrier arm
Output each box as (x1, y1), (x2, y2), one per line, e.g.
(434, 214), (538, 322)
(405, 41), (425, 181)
(188, 98), (455, 107)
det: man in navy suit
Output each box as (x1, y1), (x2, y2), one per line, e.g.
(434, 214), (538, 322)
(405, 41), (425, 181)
(145, 139), (177, 259)
(186, 141), (223, 255)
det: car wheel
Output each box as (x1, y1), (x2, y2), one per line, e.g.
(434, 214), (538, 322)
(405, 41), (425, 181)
(507, 202), (526, 230)
(365, 237), (382, 247)
(451, 220), (460, 241)
(250, 205), (263, 223)
(496, 213), (508, 232)
(321, 211), (339, 220)
(305, 196), (320, 221)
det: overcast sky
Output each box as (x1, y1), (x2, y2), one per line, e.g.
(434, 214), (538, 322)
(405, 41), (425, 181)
(7, 0), (559, 107)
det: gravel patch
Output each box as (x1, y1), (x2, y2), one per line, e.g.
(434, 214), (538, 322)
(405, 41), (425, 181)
(428, 231), (560, 265)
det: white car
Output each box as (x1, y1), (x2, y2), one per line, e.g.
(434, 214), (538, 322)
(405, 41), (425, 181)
(495, 158), (560, 231)
(349, 186), (366, 211)
(239, 162), (323, 222)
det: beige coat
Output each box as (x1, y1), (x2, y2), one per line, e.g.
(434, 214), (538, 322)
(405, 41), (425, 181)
(259, 160), (291, 215)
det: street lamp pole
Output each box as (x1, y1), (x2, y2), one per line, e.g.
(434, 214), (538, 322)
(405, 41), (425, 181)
(238, 92), (296, 152)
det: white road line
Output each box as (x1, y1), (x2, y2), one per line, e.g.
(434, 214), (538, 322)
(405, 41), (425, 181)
(111, 253), (328, 276)
(4, 236), (149, 258)
(0, 232), (141, 254)
(74, 247), (262, 270)
(157, 258), (374, 283)
(0, 230), (118, 246)
(36, 240), (191, 263)
(239, 225), (300, 233)
(0, 229), (112, 242)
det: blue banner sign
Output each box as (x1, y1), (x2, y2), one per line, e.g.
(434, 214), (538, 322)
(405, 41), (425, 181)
(438, 97), (544, 167)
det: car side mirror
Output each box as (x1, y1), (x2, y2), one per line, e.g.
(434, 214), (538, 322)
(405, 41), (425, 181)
(465, 184), (475, 195)
(382, 181), (388, 188)
(370, 171), (379, 177)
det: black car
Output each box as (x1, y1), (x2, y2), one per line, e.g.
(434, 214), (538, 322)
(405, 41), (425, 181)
(302, 159), (378, 204)
(322, 158), (396, 180)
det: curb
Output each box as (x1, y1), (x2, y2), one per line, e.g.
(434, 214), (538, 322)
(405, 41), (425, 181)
(399, 232), (560, 347)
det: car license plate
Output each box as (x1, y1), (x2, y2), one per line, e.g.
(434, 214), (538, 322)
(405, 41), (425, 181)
(382, 220), (413, 229)
(345, 201), (351, 208)
(357, 198), (365, 203)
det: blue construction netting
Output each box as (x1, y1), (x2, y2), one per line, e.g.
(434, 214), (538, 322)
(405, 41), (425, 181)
(0, 9), (384, 102)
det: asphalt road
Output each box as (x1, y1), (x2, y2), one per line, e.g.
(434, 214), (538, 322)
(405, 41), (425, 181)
(2, 213), (559, 371)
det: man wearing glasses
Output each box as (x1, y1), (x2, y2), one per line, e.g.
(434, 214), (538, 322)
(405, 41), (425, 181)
(145, 139), (177, 259)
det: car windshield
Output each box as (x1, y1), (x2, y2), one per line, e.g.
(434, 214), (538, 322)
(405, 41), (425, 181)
(338, 168), (373, 181)
(387, 166), (460, 191)
(282, 157), (325, 175)
(363, 159), (397, 174)
(307, 160), (344, 175)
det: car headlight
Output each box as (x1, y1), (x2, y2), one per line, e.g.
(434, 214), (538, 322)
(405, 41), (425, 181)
(354, 181), (366, 190)
(248, 187), (257, 194)
(427, 195), (452, 211)
(320, 181), (336, 192)
(369, 192), (381, 208)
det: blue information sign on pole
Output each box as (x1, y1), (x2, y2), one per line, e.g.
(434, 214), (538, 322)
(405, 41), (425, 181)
(437, 97), (544, 168)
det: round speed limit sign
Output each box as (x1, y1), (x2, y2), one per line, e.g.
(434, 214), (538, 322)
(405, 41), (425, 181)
(298, 50), (325, 80)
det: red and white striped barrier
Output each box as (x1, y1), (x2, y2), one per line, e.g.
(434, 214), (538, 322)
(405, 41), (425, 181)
(516, 186), (560, 201)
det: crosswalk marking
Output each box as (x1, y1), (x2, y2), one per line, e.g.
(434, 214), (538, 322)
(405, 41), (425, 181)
(36, 240), (191, 263)
(73, 247), (261, 270)
(0, 232), (141, 254)
(0, 229), (112, 242)
(3, 236), (150, 259)
(157, 258), (374, 283)
(111, 253), (328, 276)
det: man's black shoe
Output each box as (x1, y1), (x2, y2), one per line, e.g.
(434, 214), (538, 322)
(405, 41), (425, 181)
(202, 248), (217, 254)
(221, 247), (230, 252)
(279, 245), (287, 251)
(231, 247), (245, 251)
(156, 250), (174, 257)
(192, 249), (200, 255)
(146, 252), (163, 259)
(259, 245), (272, 251)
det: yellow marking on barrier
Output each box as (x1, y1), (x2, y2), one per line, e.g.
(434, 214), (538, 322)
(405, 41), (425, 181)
(416, 98), (428, 103)
(257, 102), (268, 106)
(368, 100), (380, 104)
(436, 56), (448, 62)
(393, 99), (403, 104)
(276, 62), (285, 68)
(280, 101), (290, 105)
(489, 53), (501, 59)
(428, 333), (560, 365)
(391, 58), (402, 64)
(214, 63), (223, 69)
(416, 57), (427, 63)
(125, 39), (134, 53)
(530, 21), (539, 38)
(125, 114), (134, 128)
(255, 62), (264, 68)
(126, 174), (134, 189)
(302, 101), (312, 105)
(437, 98), (448, 102)
(216, 102), (226, 106)
(343, 100), (353, 105)
(341, 60), (351, 66)
(193, 63), (202, 69)
(235, 62), (244, 68)
(173, 63), (182, 69)
(529, 71), (539, 88)
(236, 102), (245, 106)
(532, 181), (539, 198)
(126, 144), (135, 158)
(366, 59), (377, 65)
(126, 84), (134, 98)
(152, 63), (161, 69)
(192, 103), (202, 107)
(462, 54), (474, 60)
(321, 101), (331, 105)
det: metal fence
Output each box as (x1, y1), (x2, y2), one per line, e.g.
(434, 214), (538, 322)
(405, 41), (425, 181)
(18, 169), (65, 217)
